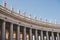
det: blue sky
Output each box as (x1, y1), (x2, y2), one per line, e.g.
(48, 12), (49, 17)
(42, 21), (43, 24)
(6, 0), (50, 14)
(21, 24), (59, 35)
(0, 0), (60, 24)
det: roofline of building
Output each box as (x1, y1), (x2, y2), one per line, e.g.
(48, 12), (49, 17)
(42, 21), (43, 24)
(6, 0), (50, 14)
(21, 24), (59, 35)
(0, 5), (60, 28)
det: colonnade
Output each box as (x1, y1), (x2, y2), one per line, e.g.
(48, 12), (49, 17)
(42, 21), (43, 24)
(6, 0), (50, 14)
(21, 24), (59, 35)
(0, 19), (60, 40)
(0, 0), (60, 40)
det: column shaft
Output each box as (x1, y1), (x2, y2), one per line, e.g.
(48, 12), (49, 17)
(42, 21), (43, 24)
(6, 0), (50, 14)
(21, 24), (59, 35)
(30, 28), (32, 40)
(2, 21), (5, 40)
(35, 29), (38, 40)
(46, 31), (49, 40)
(16, 25), (20, 40)
(57, 32), (59, 40)
(52, 32), (54, 40)
(9, 23), (13, 40)
(24, 27), (26, 40)
(41, 31), (43, 40)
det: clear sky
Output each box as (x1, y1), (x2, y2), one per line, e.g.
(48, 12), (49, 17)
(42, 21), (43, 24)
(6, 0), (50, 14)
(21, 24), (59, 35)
(0, 0), (60, 24)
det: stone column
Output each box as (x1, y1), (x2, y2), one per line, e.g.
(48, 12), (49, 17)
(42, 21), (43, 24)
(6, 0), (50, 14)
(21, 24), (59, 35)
(9, 23), (13, 40)
(41, 30), (43, 40)
(2, 21), (6, 40)
(16, 25), (20, 40)
(57, 32), (59, 40)
(46, 31), (49, 40)
(30, 28), (32, 40)
(24, 27), (26, 40)
(35, 29), (38, 40)
(52, 32), (54, 40)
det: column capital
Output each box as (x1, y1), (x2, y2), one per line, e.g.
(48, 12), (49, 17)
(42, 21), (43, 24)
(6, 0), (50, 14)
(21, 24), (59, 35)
(18, 24), (20, 26)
